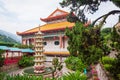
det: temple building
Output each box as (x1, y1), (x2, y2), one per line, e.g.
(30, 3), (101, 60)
(17, 8), (75, 56)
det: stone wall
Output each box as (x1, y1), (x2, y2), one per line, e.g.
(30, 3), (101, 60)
(96, 63), (109, 80)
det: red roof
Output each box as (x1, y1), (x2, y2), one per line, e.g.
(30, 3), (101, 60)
(40, 8), (69, 22)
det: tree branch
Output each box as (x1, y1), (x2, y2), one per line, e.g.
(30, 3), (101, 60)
(92, 10), (120, 26)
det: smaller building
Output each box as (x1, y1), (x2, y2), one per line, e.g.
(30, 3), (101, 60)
(0, 46), (34, 65)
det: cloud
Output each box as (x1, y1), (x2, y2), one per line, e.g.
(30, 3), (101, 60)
(0, 0), (119, 34)
(0, 0), (65, 34)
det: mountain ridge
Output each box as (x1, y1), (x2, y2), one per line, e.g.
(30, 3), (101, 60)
(0, 29), (21, 43)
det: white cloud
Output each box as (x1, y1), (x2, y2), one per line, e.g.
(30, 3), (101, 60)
(0, 0), (119, 35)
(86, 1), (120, 27)
(0, 0), (66, 34)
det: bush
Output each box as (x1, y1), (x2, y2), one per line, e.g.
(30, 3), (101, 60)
(103, 64), (112, 72)
(0, 72), (6, 80)
(0, 71), (87, 80)
(61, 71), (87, 80)
(65, 56), (86, 72)
(0, 42), (15, 47)
(101, 56), (115, 65)
(18, 56), (34, 67)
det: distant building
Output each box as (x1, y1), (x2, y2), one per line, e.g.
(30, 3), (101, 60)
(17, 8), (75, 56)
(0, 46), (34, 65)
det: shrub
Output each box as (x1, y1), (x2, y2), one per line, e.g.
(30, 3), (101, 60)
(61, 71), (87, 80)
(1, 71), (87, 80)
(0, 72), (6, 80)
(101, 56), (115, 65)
(65, 56), (86, 72)
(5, 75), (44, 80)
(18, 56), (34, 67)
(103, 64), (112, 72)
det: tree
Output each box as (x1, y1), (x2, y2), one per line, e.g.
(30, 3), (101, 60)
(14, 44), (34, 49)
(101, 28), (112, 55)
(60, 0), (120, 26)
(111, 26), (120, 51)
(65, 22), (103, 65)
(49, 57), (63, 79)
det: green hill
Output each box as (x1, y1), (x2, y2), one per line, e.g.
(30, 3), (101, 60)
(0, 34), (18, 43)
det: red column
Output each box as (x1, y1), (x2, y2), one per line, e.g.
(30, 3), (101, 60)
(6, 51), (8, 58)
(22, 39), (27, 45)
(59, 35), (63, 48)
(31, 38), (35, 45)
(63, 36), (65, 48)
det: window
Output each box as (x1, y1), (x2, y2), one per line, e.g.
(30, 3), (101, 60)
(43, 42), (47, 45)
(54, 41), (59, 45)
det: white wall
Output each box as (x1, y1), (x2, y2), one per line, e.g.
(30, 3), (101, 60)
(45, 56), (67, 62)
(44, 38), (68, 52)
(4, 51), (23, 58)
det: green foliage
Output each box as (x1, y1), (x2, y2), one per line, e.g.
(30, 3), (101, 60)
(101, 55), (120, 80)
(82, 45), (103, 65)
(14, 44), (34, 49)
(18, 56), (34, 68)
(65, 22), (103, 65)
(0, 42), (15, 47)
(112, 0), (120, 8)
(61, 71), (87, 80)
(109, 53), (120, 80)
(103, 64), (112, 72)
(0, 34), (18, 44)
(50, 57), (63, 79)
(101, 56), (115, 65)
(5, 74), (44, 80)
(65, 56), (85, 71)
(0, 49), (5, 67)
(60, 0), (120, 23)
(0, 71), (87, 80)
(0, 72), (6, 80)
(111, 26), (120, 51)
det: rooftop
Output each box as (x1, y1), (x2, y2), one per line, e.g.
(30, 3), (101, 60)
(0, 46), (34, 53)
(17, 21), (74, 35)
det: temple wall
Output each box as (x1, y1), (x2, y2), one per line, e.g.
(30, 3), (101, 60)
(44, 39), (68, 52)
(46, 56), (67, 62)
(21, 33), (69, 53)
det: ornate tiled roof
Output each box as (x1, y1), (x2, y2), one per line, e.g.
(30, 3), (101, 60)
(44, 51), (69, 55)
(40, 8), (69, 22)
(17, 21), (74, 35)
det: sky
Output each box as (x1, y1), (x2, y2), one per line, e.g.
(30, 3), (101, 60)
(0, 0), (120, 34)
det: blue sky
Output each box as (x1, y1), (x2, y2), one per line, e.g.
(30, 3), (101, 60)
(0, 0), (120, 34)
